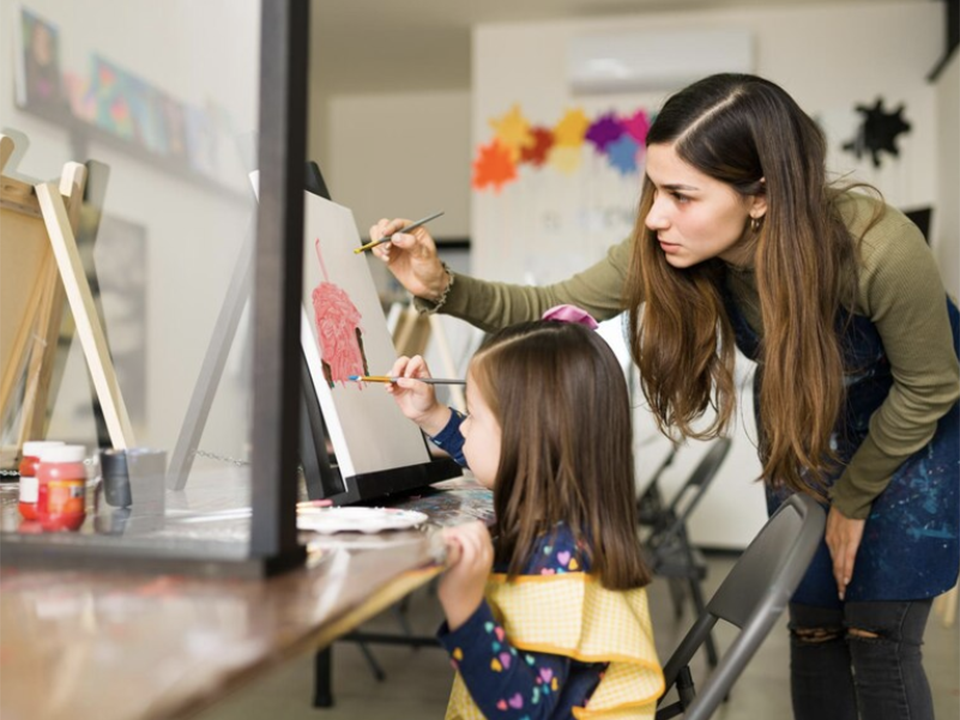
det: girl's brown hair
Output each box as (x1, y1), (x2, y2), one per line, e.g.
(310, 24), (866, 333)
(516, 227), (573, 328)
(625, 73), (871, 495)
(470, 321), (651, 590)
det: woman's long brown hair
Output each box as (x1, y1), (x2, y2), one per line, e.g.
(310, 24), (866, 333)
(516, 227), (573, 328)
(625, 74), (870, 495)
(470, 321), (651, 589)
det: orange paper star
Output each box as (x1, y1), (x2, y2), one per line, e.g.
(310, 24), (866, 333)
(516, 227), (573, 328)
(472, 139), (517, 192)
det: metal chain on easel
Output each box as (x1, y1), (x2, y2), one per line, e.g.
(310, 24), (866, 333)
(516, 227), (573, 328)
(193, 449), (250, 467)
(193, 449), (304, 475)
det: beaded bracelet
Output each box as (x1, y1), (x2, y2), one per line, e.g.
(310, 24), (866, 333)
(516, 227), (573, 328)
(425, 261), (455, 313)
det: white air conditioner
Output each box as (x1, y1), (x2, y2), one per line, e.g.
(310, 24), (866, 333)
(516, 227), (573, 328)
(567, 28), (754, 94)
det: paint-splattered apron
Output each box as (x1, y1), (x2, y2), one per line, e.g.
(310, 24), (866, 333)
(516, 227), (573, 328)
(726, 291), (959, 606)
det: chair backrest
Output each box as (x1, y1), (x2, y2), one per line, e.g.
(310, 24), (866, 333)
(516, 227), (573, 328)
(669, 438), (732, 520)
(646, 438), (731, 550)
(656, 493), (826, 720)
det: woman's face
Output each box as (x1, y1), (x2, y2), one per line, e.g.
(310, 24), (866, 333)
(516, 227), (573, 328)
(459, 370), (501, 490)
(643, 142), (765, 268)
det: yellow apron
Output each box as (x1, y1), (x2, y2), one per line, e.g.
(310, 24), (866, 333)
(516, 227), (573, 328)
(445, 572), (664, 719)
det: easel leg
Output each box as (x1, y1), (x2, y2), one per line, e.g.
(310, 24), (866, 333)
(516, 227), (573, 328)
(313, 646), (334, 708)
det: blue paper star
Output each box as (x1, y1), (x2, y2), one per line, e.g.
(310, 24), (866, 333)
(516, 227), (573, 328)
(606, 134), (640, 175)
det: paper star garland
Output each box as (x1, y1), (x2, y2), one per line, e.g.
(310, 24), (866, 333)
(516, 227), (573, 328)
(473, 105), (653, 191)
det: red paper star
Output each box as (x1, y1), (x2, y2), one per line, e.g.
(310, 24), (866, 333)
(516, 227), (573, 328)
(519, 127), (554, 167)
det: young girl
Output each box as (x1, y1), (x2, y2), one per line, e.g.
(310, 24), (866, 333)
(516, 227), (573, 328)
(386, 311), (664, 720)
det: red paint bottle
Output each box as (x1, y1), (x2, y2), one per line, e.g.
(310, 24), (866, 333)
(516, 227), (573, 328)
(18, 441), (65, 520)
(37, 445), (88, 532)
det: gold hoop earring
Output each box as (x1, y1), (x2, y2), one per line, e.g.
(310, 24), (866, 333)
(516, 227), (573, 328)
(750, 216), (764, 232)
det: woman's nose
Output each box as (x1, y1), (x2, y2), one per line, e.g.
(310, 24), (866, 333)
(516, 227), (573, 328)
(645, 199), (669, 231)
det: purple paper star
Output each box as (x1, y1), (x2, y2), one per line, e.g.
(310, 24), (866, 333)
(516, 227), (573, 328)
(585, 113), (624, 154)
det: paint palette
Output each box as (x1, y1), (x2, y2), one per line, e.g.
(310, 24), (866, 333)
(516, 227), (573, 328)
(296, 506), (430, 534)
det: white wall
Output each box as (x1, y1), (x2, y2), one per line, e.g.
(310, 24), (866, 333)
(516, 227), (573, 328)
(0, 0), (260, 463)
(323, 90), (472, 238)
(934, 50), (959, 299)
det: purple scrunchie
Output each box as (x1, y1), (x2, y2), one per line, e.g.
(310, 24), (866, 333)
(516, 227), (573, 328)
(541, 304), (599, 330)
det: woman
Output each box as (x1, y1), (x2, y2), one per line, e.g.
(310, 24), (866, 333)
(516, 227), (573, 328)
(370, 73), (959, 720)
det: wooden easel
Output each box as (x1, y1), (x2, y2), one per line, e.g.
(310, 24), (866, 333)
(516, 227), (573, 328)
(0, 133), (134, 465)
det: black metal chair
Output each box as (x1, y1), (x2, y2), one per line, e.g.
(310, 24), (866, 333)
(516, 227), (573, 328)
(639, 438), (732, 668)
(655, 493), (826, 720)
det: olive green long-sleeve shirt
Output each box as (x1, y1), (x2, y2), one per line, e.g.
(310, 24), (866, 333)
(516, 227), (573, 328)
(416, 193), (959, 519)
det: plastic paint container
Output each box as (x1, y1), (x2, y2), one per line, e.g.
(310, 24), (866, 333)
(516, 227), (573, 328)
(18, 441), (65, 520)
(37, 444), (87, 532)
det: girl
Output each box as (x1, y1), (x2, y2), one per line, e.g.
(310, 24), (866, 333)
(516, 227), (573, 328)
(387, 313), (664, 720)
(372, 74), (959, 720)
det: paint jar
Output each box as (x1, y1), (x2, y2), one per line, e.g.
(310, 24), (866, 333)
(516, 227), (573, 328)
(37, 444), (88, 532)
(18, 441), (65, 520)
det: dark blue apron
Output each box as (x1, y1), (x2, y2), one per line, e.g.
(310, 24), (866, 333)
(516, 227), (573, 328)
(725, 286), (959, 607)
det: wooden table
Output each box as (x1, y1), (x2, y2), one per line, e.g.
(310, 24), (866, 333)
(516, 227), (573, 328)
(0, 475), (492, 720)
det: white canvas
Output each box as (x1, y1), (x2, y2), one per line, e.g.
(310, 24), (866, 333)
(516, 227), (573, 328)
(300, 192), (430, 478)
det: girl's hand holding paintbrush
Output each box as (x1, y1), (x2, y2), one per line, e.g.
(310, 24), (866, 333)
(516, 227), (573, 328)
(385, 355), (453, 436)
(369, 217), (449, 302)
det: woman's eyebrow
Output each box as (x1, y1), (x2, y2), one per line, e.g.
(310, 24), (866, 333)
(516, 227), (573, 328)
(661, 183), (700, 192)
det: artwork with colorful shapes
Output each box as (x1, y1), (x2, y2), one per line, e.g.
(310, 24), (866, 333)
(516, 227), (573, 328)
(471, 104), (655, 193)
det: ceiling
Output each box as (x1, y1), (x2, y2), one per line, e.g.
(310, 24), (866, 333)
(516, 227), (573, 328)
(309, 0), (938, 95)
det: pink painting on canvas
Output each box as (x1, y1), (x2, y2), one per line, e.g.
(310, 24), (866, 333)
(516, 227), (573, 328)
(311, 238), (369, 387)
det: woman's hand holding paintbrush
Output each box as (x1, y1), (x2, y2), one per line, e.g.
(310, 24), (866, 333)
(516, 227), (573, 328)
(369, 216), (450, 302)
(383, 355), (453, 436)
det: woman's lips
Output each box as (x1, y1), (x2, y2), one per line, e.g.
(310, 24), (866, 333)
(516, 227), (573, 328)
(658, 238), (680, 253)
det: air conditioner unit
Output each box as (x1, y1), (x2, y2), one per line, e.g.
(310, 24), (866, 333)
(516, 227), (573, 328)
(567, 28), (754, 94)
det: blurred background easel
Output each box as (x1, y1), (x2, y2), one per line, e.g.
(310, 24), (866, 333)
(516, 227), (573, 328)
(0, 132), (134, 468)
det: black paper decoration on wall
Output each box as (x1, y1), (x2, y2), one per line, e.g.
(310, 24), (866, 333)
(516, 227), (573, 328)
(842, 98), (911, 168)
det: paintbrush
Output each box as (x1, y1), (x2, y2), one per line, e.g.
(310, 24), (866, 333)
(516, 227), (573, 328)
(353, 210), (445, 254)
(348, 374), (466, 386)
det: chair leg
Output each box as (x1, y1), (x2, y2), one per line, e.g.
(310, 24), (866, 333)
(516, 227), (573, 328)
(313, 647), (334, 708)
(687, 576), (719, 669)
(667, 577), (686, 620)
(357, 640), (387, 681)
(392, 602), (415, 639)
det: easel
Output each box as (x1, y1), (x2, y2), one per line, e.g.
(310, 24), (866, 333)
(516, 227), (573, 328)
(165, 163), (332, 497)
(167, 163), (459, 501)
(0, 133), (134, 465)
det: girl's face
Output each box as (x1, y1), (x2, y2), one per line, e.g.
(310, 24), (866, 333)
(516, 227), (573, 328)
(459, 370), (501, 490)
(643, 142), (765, 268)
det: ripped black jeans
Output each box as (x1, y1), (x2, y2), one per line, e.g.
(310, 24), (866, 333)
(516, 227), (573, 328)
(789, 600), (934, 720)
